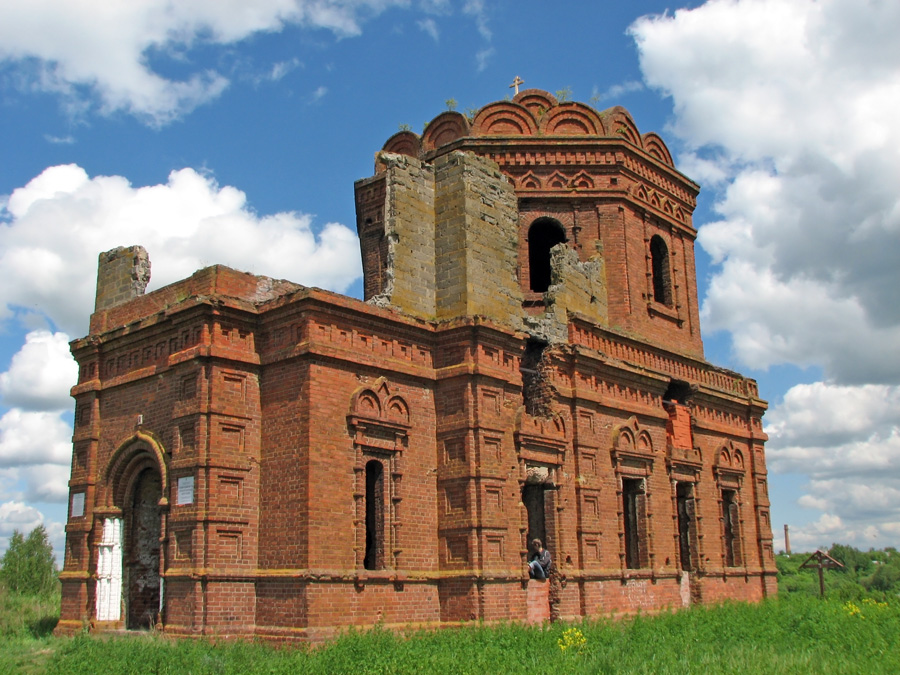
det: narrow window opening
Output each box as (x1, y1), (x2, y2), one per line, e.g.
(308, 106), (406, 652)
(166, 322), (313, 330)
(364, 460), (385, 570)
(521, 339), (554, 417)
(650, 235), (672, 306)
(528, 219), (566, 292)
(676, 482), (697, 572)
(522, 484), (547, 547)
(623, 478), (647, 569)
(722, 489), (742, 567)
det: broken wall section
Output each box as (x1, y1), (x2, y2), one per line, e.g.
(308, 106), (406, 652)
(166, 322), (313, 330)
(433, 151), (523, 323)
(358, 151), (524, 327)
(525, 242), (608, 344)
(370, 153), (437, 316)
(95, 245), (151, 312)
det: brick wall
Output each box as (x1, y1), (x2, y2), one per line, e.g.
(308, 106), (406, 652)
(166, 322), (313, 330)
(58, 90), (774, 641)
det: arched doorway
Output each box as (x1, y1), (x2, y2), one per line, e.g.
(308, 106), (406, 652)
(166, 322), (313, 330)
(126, 468), (162, 629)
(96, 434), (168, 628)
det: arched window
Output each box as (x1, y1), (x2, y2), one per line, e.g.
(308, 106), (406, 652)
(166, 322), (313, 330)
(528, 218), (566, 292)
(364, 460), (385, 570)
(650, 235), (672, 306)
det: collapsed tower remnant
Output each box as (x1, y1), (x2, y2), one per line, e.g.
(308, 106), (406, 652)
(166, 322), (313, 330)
(58, 90), (775, 641)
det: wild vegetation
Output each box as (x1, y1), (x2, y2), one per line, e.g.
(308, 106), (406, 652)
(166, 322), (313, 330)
(0, 526), (59, 598)
(779, 545), (900, 599)
(0, 537), (898, 674)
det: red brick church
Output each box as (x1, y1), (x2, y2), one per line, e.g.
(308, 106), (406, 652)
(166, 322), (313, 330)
(58, 89), (776, 640)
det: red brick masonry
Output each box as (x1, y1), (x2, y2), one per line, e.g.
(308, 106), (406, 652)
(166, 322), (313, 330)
(57, 90), (775, 642)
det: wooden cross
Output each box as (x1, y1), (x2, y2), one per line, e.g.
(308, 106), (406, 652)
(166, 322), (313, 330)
(799, 549), (844, 598)
(509, 76), (524, 95)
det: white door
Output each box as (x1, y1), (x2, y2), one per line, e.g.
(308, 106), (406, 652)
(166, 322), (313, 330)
(95, 518), (123, 621)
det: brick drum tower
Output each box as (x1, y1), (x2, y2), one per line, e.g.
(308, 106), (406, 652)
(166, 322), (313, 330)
(58, 90), (775, 640)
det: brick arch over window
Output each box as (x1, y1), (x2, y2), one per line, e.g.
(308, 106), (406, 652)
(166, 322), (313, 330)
(386, 396), (410, 424)
(650, 234), (673, 306)
(714, 440), (747, 568)
(347, 378), (410, 571)
(528, 218), (566, 293)
(610, 417), (655, 570)
(611, 417), (654, 458)
(352, 389), (382, 418)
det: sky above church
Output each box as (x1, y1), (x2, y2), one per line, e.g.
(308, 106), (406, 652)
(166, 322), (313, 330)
(1, 0), (899, 562)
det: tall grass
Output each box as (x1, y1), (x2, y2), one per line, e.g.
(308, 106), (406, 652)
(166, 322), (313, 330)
(0, 587), (60, 674)
(0, 586), (59, 639)
(22, 594), (899, 674)
(3, 570), (899, 674)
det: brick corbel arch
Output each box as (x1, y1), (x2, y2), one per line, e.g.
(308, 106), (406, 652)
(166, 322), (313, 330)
(610, 416), (655, 470)
(103, 430), (169, 510)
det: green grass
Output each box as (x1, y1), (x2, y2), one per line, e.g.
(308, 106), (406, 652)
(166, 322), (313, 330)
(0, 587), (60, 674)
(1, 593), (898, 674)
(4, 558), (900, 675)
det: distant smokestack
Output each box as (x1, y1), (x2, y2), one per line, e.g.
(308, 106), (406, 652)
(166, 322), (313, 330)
(784, 524), (791, 555)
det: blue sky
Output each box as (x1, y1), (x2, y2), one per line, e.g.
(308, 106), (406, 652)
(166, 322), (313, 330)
(2, 0), (899, 562)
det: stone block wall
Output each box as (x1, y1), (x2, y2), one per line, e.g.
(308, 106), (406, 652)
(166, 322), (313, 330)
(433, 152), (522, 322)
(356, 151), (523, 327)
(380, 153), (436, 315)
(94, 245), (150, 311)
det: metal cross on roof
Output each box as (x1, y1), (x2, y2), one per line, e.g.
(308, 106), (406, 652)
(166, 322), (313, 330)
(509, 76), (524, 95)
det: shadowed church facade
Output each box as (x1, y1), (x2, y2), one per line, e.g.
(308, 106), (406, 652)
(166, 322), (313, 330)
(58, 90), (775, 640)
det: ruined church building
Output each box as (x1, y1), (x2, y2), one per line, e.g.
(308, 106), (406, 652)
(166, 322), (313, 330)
(58, 90), (776, 640)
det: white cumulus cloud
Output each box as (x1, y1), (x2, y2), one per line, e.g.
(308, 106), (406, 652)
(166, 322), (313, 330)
(0, 0), (411, 124)
(0, 162), (362, 519)
(765, 382), (900, 548)
(417, 18), (440, 41)
(631, 0), (900, 381)
(0, 409), (73, 471)
(632, 0), (900, 549)
(0, 164), (362, 338)
(0, 500), (45, 537)
(0, 331), (78, 412)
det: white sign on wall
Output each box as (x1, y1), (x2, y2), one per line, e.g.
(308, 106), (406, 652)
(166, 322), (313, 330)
(71, 492), (85, 518)
(176, 476), (195, 505)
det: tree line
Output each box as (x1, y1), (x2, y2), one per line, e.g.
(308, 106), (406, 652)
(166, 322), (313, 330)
(0, 525), (58, 598)
(778, 543), (900, 599)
